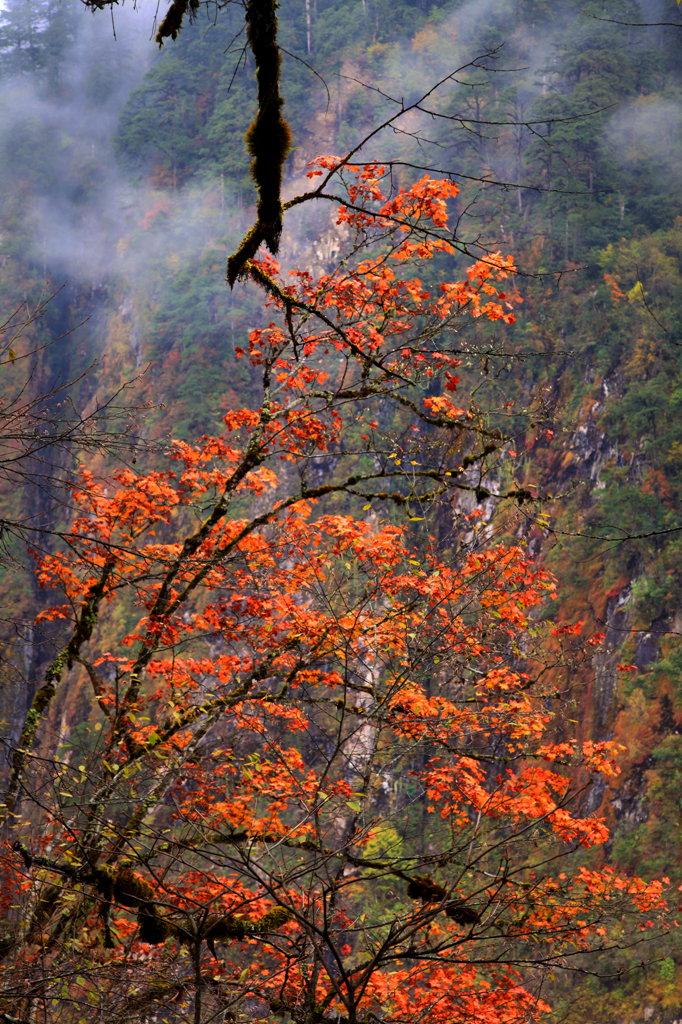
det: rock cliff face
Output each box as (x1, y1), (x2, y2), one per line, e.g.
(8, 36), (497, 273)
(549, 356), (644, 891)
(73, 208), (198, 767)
(515, 362), (681, 908)
(593, 587), (632, 733)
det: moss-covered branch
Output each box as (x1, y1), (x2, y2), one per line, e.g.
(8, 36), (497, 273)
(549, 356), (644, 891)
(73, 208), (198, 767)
(227, 0), (292, 284)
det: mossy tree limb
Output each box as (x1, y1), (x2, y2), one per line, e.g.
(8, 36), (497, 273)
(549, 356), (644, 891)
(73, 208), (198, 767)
(155, 0), (199, 46)
(227, 0), (292, 285)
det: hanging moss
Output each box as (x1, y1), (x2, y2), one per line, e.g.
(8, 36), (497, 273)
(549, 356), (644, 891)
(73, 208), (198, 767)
(155, 0), (199, 46)
(245, 0), (291, 254)
(199, 905), (293, 954)
(444, 898), (480, 925)
(138, 902), (173, 944)
(111, 866), (155, 908)
(406, 876), (480, 924)
(406, 874), (448, 903)
(227, 0), (292, 285)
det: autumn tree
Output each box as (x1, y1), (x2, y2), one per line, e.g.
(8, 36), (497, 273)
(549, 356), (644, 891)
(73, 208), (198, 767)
(0, 163), (670, 1024)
